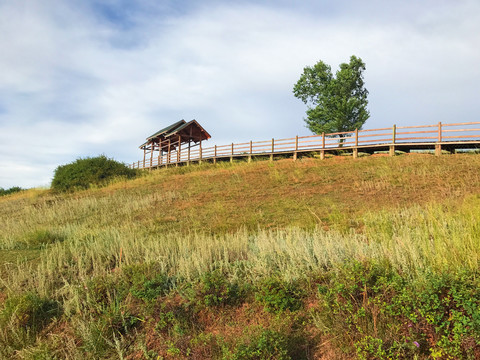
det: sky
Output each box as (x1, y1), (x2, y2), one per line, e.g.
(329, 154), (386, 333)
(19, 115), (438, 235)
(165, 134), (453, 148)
(1, 0), (479, 188)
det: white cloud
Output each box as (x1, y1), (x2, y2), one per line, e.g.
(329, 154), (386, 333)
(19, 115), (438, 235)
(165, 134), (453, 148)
(1, 0), (480, 188)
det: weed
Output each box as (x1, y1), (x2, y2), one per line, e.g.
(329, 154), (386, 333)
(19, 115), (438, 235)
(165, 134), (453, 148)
(255, 277), (304, 314)
(225, 329), (292, 360)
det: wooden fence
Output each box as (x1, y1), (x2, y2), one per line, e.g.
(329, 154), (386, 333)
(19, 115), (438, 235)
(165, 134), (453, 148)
(129, 121), (480, 169)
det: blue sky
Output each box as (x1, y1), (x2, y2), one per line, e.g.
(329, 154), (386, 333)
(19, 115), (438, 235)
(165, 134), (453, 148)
(1, 0), (479, 188)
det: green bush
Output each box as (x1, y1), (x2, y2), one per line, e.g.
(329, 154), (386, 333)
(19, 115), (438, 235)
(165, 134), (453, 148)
(193, 270), (247, 308)
(316, 260), (480, 358)
(23, 229), (65, 249)
(0, 186), (22, 197)
(51, 155), (137, 192)
(226, 330), (291, 360)
(130, 274), (177, 302)
(255, 277), (304, 314)
(0, 293), (60, 354)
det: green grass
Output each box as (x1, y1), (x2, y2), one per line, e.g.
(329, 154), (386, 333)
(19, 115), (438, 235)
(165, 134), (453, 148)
(1, 154), (480, 358)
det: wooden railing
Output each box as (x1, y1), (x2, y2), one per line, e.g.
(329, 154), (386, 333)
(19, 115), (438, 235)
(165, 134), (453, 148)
(129, 121), (480, 169)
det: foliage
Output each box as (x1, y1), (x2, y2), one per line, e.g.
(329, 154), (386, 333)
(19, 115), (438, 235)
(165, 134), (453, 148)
(192, 269), (247, 308)
(130, 273), (176, 302)
(0, 186), (22, 197)
(23, 229), (65, 249)
(317, 260), (480, 358)
(1, 155), (480, 358)
(51, 155), (137, 192)
(293, 55), (369, 135)
(255, 277), (303, 313)
(226, 330), (291, 360)
(0, 293), (60, 354)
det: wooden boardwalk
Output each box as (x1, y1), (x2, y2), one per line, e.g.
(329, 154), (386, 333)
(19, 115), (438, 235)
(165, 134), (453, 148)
(129, 121), (480, 169)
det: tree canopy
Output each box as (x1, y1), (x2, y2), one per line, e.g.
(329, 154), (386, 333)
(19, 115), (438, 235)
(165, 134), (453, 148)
(293, 55), (369, 136)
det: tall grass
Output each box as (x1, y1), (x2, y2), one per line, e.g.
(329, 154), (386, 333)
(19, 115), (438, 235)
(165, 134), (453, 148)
(1, 155), (480, 358)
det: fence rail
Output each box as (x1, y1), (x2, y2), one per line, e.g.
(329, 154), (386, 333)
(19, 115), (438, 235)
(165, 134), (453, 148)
(129, 121), (480, 169)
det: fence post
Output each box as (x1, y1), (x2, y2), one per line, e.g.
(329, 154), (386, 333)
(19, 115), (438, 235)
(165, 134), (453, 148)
(214, 145), (217, 164)
(230, 143), (234, 163)
(435, 122), (442, 156)
(390, 124), (396, 156)
(270, 138), (274, 161)
(187, 140), (191, 166)
(248, 141), (252, 163)
(353, 129), (358, 159)
(320, 132), (325, 160)
(293, 135), (298, 161)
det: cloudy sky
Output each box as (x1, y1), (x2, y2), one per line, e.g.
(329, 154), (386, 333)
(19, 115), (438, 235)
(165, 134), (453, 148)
(1, 0), (479, 188)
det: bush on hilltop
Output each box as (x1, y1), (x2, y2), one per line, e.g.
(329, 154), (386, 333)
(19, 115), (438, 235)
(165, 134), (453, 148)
(51, 155), (138, 192)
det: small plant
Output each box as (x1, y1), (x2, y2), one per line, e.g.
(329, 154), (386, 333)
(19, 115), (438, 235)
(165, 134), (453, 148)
(0, 293), (60, 331)
(355, 336), (388, 360)
(51, 155), (137, 192)
(130, 273), (176, 302)
(0, 293), (60, 354)
(23, 229), (65, 249)
(193, 270), (246, 307)
(226, 329), (291, 360)
(255, 277), (303, 314)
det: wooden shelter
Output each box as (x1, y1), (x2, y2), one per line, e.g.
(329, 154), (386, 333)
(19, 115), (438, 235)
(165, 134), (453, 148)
(140, 119), (211, 167)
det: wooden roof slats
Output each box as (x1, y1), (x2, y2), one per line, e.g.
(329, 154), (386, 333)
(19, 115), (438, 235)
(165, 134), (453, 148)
(140, 119), (211, 150)
(146, 120), (186, 141)
(164, 120), (211, 142)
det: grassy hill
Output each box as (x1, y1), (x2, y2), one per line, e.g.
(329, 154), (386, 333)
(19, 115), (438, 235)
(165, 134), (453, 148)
(1, 154), (480, 359)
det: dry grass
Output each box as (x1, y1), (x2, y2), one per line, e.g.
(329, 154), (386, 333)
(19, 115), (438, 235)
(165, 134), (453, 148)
(1, 154), (480, 359)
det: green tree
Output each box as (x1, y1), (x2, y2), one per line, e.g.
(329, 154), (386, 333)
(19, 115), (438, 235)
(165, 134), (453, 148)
(293, 55), (369, 137)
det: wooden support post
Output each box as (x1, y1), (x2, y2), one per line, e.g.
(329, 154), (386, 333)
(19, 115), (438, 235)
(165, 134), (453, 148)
(150, 142), (154, 169)
(320, 150), (325, 160)
(167, 139), (171, 166)
(137, 160), (140, 169)
(230, 143), (234, 163)
(390, 124), (396, 157)
(248, 140), (252, 163)
(143, 146), (146, 169)
(293, 135), (298, 161)
(214, 145), (217, 164)
(158, 139), (162, 166)
(199, 139), (202, 164)
(322, 132), (325, 148)
(177, 135), (181, 166)
(187, 140), (191, 166)
(436, 122), (442, 156)
(270, 138), (274, 161)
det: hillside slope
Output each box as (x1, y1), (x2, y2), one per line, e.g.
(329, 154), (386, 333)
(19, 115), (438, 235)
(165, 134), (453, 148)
(1, 154), (480, 359)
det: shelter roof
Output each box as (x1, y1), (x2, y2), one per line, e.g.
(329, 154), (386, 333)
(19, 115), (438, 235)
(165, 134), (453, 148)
(164, 119), (211, 142)
(139, 119), (211, 149)
(146, 120), (186, 141)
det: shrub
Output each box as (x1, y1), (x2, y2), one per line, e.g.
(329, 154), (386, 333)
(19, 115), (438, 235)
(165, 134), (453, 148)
(0, 293), (60, 354)
(227, 330), (291, 360)
(51, 155), (137, 192)
(23, 229), (65, 249)
(255, 277), (304, 314)
(0, 186), (23, 197)
(193, 270), (247, 308)
(0, 293), (60, 331)
(130, 274), (177, 302)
